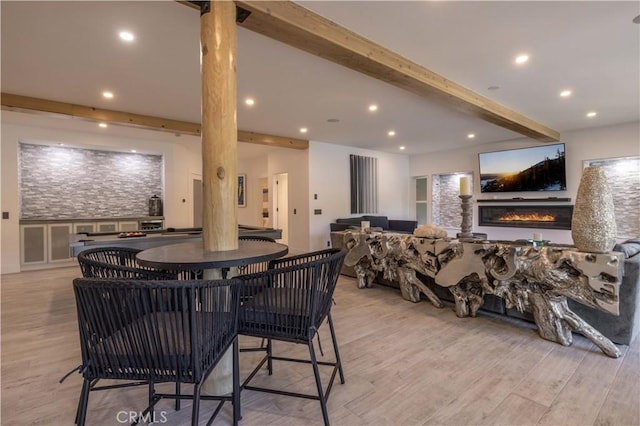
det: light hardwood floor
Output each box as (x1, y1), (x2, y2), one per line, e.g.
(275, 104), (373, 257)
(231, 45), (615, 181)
(1, 266), (638, 425)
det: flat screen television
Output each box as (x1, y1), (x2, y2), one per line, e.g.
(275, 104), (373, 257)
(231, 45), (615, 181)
(478, 143), (566, 193)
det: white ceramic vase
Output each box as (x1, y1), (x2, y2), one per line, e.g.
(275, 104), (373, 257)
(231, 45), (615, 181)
(571, 166), (617, 253)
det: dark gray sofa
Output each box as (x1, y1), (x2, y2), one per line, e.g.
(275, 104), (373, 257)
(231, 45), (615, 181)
(507, 239), (640, 345)
(329, 215), (417, 234)
(566, 238), (640, 345)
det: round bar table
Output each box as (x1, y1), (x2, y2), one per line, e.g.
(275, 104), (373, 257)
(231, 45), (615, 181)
(136, 239), (288, 395)
(136, 239), (288, 273)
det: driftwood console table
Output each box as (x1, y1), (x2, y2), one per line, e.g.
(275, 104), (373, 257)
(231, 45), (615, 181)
(341, 231), (624, 358)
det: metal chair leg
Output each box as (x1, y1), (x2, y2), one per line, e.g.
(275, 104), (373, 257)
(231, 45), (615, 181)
(308, 340), (330, 426)
(327, 313), (345, 384)
(233, 337), (241, 425)
(175, 382), (181, 411)
(192, 382), (202, 426)
(148, 381), (155, 424)
(76, 379), (91, 426)
(267, 339), (273, 375)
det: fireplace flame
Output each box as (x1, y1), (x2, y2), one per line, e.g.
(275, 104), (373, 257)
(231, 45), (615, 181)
(498, 213), (556, 222)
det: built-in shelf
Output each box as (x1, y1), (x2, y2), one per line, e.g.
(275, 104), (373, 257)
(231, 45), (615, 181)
(477, 197), (571, 203)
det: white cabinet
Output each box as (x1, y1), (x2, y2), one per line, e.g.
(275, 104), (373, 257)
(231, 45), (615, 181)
(73, 223), (96, 234)
(21, 223), (74, 266)
(20, 217), (158, 269)
(97, 222), (118, 232)
(73, 221), (119, 233)
(48, 223), (73, 263)
(118, 221), (139, 232)
(20, 224), (47, 266)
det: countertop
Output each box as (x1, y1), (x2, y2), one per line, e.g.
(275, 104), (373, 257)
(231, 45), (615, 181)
(20, 216), (164, 224)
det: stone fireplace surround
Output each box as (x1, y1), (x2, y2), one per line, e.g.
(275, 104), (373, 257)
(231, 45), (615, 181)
(478, 205), (573, 230)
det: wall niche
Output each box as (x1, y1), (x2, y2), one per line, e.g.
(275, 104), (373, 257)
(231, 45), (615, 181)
(19, 143), (162, 219)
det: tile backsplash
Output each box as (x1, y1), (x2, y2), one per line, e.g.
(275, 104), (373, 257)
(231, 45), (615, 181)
(20, 143), (162, 219)
(432, 172), (471, 228)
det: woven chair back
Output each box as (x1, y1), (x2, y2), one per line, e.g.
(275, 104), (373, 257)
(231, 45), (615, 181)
(73, 278), (240, 384)
(77, 247), (176, 279)
(238, 248), (346, 342)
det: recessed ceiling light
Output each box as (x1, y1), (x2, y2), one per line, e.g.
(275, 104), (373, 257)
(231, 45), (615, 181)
(560, 90), (572, 98)
(58, 143), (64, 146)
(131, 149), (137, 153)
(368, 104), (378, 112)
(245, 98), (255, 106)
(467, 133), (475, 139)
(98, 123), (108, 128)
(102, 91), (114, 99)
(586, 111), (597, 118)
(388, 130), (396, 137)
(488, 85), (500, 91)
(299, 127), (308, 133)
(633, 15), (640, 24)
(399, 146), (406, 150)
(119, 31), (135, 42)
(327, 118), (340, 123)
(515, 54), (529, 64)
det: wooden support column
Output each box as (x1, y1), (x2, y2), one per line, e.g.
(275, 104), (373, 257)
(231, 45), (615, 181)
(201, 1), (238, 252)
(200, 2), (238, 397)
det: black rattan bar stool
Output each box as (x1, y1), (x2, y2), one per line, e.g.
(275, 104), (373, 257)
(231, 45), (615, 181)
(72, 278), (241, 426)
(237, 248), (346, 426)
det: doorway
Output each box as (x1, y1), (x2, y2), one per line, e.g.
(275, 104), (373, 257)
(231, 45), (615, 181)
(273, 173), (289, 244)
(192, 175), (203, 228)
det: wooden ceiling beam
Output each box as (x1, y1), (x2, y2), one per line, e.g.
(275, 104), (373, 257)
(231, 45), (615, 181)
(234, 1), (560, 142)
(237, 129), (308, 149)
(0, 93), (309, 150)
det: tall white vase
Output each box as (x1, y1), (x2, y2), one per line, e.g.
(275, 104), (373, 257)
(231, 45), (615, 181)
(571, 166), (617, 253)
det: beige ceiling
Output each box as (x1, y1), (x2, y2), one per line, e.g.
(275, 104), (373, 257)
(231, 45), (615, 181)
(1, 1), (638, 155)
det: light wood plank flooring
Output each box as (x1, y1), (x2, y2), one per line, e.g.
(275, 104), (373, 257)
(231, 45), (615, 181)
(1, 266), (638, 425)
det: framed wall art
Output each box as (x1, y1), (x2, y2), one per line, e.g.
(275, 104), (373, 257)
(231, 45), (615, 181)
(238, 174), (246, 207)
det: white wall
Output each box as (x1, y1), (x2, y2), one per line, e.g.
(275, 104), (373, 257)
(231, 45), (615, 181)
(409, 121), (640, 243)
(308, 141), (411, 251)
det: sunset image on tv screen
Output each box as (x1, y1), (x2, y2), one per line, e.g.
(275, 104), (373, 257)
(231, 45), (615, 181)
(479, 143), (566, 193)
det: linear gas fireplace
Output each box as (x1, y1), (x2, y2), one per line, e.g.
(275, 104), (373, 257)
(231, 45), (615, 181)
(478, 205), (573, 230)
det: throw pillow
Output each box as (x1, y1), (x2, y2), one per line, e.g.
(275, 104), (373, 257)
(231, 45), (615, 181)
(413, 224), (448, 239)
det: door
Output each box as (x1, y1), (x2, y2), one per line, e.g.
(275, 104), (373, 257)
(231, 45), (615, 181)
(192, 176), (203, 228)
(20, 224), (47, 265)
(73, 223), (96, 234)
(273, 173), (289, 244)
(118, 221), (139, 232)
(48, 223), (72, 262)
(415, 176), (428, 225)
(97, 222), (118, 232)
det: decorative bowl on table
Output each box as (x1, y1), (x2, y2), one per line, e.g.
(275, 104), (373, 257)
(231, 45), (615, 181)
(118, 232), (146, 238)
